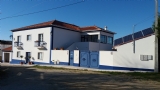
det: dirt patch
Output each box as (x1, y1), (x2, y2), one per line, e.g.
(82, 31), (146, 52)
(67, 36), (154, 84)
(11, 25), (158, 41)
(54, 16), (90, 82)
(0, 65), (160, 90)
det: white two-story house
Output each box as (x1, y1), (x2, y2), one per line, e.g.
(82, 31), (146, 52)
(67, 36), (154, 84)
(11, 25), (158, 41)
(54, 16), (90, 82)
(10, 20), (115, 64)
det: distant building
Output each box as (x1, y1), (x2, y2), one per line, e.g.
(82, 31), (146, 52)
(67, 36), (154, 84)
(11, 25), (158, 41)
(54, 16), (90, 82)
(0, 40), (12, 62)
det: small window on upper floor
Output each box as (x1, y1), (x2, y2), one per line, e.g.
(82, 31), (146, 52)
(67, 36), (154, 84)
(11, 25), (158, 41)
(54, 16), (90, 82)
(107, 36), (113, 44)
(27, 35), (31, 41)
(17, 36), (21, 42)
(100, 35), (107, 43)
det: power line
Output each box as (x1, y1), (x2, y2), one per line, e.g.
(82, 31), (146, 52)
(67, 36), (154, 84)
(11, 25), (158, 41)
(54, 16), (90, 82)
(13, 1), (46, 15)
(134, 14), (154, 25)
(0, 0), (85, 20)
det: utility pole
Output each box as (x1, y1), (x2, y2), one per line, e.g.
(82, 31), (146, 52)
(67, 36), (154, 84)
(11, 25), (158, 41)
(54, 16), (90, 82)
(154, 0), (159, 72)
(132, 24), (136, 53)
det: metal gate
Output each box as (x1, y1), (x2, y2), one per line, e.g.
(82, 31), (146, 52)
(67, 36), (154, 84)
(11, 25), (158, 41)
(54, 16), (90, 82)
(80, 51), (90, 67)
(90, 51), (99, 68)
(69, 51), (74, 66)
(80, 51), (99, 68)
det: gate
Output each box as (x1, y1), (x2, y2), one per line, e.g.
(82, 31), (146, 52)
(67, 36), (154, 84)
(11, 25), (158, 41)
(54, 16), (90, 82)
(80, 51), (90, 67)
(90, 51), (99, 68)
(69, 51), (74, 66)
(80, 51), (99, 68)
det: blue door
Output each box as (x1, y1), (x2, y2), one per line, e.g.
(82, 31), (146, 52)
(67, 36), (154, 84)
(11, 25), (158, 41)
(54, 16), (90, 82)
(69, 51), (74, 66)
(80, 51), (89, 67)
(90, 52), (99, 68)
(26, 52), (31, 64)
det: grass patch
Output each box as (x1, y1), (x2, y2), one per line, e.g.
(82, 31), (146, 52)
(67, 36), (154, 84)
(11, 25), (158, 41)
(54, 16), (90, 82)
(33, 65), (160, 81)
(33, 65), (66, 70)
(98, 71), (160, 81)
(33, 65), (89, 71)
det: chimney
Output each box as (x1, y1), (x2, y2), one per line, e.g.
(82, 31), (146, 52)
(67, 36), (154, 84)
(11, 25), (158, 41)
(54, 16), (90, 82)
(104, 26), (107, 30)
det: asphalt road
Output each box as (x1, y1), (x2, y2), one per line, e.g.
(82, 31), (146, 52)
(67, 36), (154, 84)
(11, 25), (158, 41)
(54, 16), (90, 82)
(0, 64), (160, 90)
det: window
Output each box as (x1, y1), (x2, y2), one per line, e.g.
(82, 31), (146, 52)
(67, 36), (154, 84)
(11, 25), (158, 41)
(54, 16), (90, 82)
(107, 36), (113, 44)
(92, 35), (98, 42)
(81, 35), (98, 42)
(17, 51), (20, 58)
(81, 35), (85, 42)
(100, 35), (107, 43)
(38, 34), (43, 41)
(100, 35), (104, 43)
(27, 35), (31, 41)
(17, 36), (21, 42)
(140, 55), (153, 61)
(38, 52), (43, 60)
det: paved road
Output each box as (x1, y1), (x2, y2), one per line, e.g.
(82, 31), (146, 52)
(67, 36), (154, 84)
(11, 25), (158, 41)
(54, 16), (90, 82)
(0, 64), (160, 90)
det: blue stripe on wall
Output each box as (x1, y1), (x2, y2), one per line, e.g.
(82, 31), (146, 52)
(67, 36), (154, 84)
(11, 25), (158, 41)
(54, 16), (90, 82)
(99, 65), (154, 71)
(11, 59), (51, 65)
(59, 62), (69, 65)
(73, 63), (79, 66)
(10, 59), (22, 64)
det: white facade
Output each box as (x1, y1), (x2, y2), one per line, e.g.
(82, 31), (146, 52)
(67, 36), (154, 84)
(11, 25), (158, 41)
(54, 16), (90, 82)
(99, 51), (114, 66)
(113, 35), (155, 70)
(12, 27), (51, 64)
(51, 50), (69, 65)
(53, 27), (81, 49)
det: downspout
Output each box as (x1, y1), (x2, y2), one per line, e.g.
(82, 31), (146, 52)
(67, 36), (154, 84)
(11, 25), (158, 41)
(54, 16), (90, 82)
(99, 31), (101, 50)
(50, 26), (54, 64)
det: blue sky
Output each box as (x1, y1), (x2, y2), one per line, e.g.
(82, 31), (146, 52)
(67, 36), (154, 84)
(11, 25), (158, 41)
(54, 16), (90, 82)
(0, 0), (159, 40)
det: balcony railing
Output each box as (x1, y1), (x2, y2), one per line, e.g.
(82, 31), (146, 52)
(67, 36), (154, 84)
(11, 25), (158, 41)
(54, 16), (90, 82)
(34, 41), (47, 48)
(14, 42), (23, 47)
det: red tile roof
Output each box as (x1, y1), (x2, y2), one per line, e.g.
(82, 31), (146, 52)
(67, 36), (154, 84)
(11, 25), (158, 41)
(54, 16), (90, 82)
(2, 46), (12, 52)
(53, 20), (80, 31)
(11, 20), (80, 32)
(11, 20), (115, 34)
(80, 26), (101, 31)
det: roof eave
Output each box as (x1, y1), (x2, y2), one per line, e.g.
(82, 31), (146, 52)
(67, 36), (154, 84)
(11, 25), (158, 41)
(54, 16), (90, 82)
(11, 25), (53, 32)
(81, 29), (101, 32)
(100, 30), (116, 34)
(52, 25), (81, 32)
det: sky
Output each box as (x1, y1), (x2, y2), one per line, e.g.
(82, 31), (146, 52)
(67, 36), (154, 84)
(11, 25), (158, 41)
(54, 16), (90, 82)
(0, 0), (159, 40)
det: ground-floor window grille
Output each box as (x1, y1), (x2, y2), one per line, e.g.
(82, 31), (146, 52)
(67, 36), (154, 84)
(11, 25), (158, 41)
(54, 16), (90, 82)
(140, 55), (153, 61)
(17, 51), (20, 58)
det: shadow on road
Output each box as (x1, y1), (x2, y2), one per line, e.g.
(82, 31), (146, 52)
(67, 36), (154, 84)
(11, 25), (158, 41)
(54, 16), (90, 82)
(0, 65), (160, 90)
